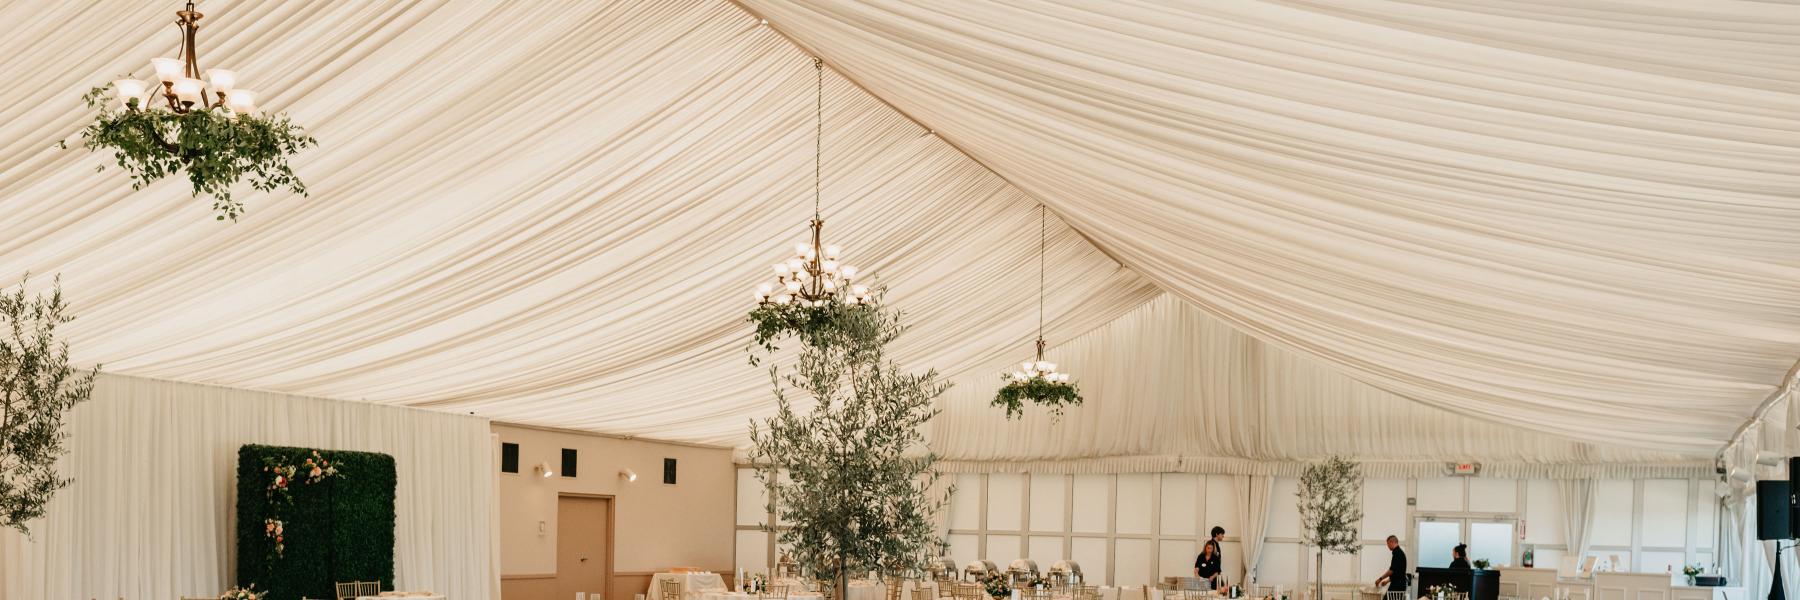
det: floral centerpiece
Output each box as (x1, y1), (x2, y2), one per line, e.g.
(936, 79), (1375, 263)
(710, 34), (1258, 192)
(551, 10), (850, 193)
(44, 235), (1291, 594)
(1472, 559), (1489, 570)
(220, 585), (264, 600)
(983, 573), (1012, 599)
(1682, 565), (1702, 586)
(1422, 583), (1459, 600)
(744, 573), (768, 594)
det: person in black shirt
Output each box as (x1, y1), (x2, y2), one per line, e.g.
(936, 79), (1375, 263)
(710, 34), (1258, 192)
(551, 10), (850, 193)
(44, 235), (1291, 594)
(1449, 544), (1472, 570)
(1194, 540), (1222, 585)
(1376, 535), (1408, 595)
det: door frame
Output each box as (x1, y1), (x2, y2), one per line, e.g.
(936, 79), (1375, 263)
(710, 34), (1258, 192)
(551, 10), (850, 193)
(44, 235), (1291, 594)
(559, 492), (618, 600)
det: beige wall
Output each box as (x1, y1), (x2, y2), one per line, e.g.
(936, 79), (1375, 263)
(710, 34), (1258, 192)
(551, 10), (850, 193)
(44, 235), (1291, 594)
(494, 423), (736, 581)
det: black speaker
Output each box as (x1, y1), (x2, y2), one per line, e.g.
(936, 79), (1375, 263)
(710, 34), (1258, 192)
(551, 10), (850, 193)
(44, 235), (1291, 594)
(663, 457), (678, 484)
(1790, 457), (1800, 533)
(1758, 480), (1792, 540)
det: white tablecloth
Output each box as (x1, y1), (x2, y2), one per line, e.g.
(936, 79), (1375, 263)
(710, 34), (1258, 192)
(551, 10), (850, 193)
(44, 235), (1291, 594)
(653, 572), (730, 600)
(357, 596), (445, 600)
(1107, 586), (1165, 600)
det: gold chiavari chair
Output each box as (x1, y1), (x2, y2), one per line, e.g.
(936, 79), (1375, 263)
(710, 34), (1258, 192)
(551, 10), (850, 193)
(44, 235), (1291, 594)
(662, 579), (684, 600)
(885, 577), (905, 600)
(936, 578), (957, 598)
(1077, 585), (1101, 600)
(914, 586), (936, 600)
(357, 581), (381, 598)
(335, 582), (361, 600)
(767, 583), (793, 600)
(953, 583), (985, 600)
(1022, 588), (1055, 600)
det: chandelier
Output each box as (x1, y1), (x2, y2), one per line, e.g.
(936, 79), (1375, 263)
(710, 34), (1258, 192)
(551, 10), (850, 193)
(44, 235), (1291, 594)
(752, 59), (872, 308)
(112, 2), (256, 114)
(993, 205), (1081, 419)
(71, 0), (315, 221)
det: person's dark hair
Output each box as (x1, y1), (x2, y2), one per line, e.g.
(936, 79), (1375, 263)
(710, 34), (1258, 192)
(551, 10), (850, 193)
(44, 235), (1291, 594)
(1453, 543), (1468, 558)
(1386, 535), (1399, 543)
(1211, 526), (1226, 538)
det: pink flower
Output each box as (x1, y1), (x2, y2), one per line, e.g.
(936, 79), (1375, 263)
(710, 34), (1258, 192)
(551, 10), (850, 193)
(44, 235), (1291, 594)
(310, 467), (322, 478)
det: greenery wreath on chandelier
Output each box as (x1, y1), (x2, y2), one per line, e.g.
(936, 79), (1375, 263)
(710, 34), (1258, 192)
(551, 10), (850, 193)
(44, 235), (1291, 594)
(992, 205), (1082, 418)
(64, 2), (315, 221)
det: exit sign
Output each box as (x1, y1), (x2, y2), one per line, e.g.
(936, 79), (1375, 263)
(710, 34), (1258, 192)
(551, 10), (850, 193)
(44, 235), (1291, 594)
(1450, 462), (1479, 476)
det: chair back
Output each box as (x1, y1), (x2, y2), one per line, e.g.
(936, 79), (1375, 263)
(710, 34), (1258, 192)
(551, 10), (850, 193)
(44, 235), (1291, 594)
(358, 581), (381, 597)
(914, 587), (936, 600)
(935, 579), (957, 598)
(662, 578), (685, 600)
(952, 582), (984, 600)
(1077, 585), (1101, 600)
(766, 583), (793, 600)
(335, 581), (361, 600)
(885, 578), (905, 600)
(1022, 588), (1054, 600)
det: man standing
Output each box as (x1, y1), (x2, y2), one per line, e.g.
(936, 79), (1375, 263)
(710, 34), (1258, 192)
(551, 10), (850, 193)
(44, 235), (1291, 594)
(1375, 535), (1408, 597)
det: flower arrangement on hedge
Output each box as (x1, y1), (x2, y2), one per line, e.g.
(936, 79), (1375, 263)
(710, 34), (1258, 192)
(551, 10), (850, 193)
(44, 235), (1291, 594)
(220, 585), (264, 600)
(68, 83), (316, 221)
(259, 449), (341, 557)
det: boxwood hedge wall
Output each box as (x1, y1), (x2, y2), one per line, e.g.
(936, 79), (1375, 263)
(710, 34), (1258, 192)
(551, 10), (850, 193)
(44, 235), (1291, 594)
(236, 444), (396, 600)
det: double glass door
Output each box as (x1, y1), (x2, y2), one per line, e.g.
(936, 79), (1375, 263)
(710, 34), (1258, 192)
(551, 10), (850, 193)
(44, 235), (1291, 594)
(1415, 517), (1516, 568)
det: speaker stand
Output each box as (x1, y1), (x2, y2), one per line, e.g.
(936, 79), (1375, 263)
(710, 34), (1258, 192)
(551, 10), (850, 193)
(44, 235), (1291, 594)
(1775, 542), (1789, 600)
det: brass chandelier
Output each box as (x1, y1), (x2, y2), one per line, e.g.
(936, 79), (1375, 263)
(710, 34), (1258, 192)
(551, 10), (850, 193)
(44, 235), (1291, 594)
(111, 2), (258, 115)
(753, 59), (872, 308)
(992, 205), (1081, 419)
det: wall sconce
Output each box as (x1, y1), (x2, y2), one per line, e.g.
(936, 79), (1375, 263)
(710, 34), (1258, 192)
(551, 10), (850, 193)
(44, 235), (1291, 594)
(619, 468), (638, 482)
(535, 462), (554, 478)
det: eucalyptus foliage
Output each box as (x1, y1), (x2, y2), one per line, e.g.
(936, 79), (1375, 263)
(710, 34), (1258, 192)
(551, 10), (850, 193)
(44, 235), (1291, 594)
(1297, 456), (1363, 600)
(0, 275), (99, 535)
(992, 376), (1081, 419)
(747, 299), (881, 365)
(68, 83), (316, 221)
(747, 290), (950, 597)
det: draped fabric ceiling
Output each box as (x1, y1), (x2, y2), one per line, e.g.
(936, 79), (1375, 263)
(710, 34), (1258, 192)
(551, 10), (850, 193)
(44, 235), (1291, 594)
(1, 0), (1795, 460)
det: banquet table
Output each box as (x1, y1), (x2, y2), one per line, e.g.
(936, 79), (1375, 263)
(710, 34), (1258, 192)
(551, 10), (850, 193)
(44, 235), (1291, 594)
(653, 572), (730, 600)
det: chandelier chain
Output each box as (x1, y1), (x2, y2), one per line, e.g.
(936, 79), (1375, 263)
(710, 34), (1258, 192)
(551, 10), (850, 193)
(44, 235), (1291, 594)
(814, 57), (823, 222)
(1039, 204), (1045, 341)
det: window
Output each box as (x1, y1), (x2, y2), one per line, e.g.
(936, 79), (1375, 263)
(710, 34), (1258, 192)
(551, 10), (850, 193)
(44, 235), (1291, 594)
(664, 458), (678, 484)
(500, 442), (519, 473)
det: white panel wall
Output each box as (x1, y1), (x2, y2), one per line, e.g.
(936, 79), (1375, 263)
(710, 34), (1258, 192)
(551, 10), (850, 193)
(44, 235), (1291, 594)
(989, 534), (1023, 563)
(737, 468), (769, 526)
(1206, 475), (1241, 537)
(989, 474), (1025, 531)
(1469, 478), (1518, 513)
(1269, 478), (1302, 538)
(1591, 480), (1635, 546)
(1117, 539), (1156, 586)
(1072, 475), (1110, 533)
(1162, 475), (1199, 536)
(1417, 478), (1464, 512)
(1161, 539), (1198, 579)
(1640, 480), (1687, 548)
(1032, 474), (1067, 531)
(1029, 536), (1064, 563)
(1071, 537), (1109, 581)
(1118, 474), (1154, 535)
(1525, 480), (1567, 546)
(1363, 479), (1407, 540)
(951, 474), (983, 531)
(737, 530), (769, 574)
(948, 533), (980, 568)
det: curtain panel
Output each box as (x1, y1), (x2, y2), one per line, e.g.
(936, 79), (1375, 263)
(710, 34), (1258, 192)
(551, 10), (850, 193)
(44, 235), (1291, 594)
(0, 374), (496, 600)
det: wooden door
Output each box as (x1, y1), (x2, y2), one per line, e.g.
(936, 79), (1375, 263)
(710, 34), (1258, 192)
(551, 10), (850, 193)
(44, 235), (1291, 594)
(558, 495), (612, 600)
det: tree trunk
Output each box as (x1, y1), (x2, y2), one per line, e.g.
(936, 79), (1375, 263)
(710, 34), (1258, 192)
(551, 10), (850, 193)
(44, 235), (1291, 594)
(837, 552), (849, 600)
(1314, 550), (1324, 600)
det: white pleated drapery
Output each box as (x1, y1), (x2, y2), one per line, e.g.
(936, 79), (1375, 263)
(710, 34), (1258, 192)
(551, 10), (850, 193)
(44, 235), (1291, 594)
(930, 295), (1711, 470)
(1234, 475), (1273, 584)
(741, 0), (1800, 454)
(1556, 479), (1597, 562)
(0, 374), (496, 600)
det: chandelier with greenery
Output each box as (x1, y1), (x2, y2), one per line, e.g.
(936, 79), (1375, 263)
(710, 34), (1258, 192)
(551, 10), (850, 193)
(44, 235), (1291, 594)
(992, 205), (1081, 418)
(69, 1), (315, 221)
(748, 58), (874, 358)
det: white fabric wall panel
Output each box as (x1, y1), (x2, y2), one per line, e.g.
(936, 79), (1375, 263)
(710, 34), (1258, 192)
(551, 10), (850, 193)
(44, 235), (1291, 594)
(1070, 537), (1109, 585)
(1641, 551), (1685, 575)
(989, 474), (1025, 531)
(1641, 480), (1688, 548)
(1698, 492), (1718, 549)
(1117, 474), (1154, 535)
(1322, 552), (1356, 584)
(1073, 475), (1111, 533)
(1162, 474), (1199, 536)
(1116, 539), (1155, 587)
(988, 534), (1023, 563)
(1031, 475), (1067, 532)
(948, 534), (981, 568)
(1268, 479), (1302, 539)
(1525, 480), (1567, 545)
(1161, 539), (1199, 579)
(1218, 541), (1244, 584)
(737, 469), (768, 526)
(1260, 542), (1302, 587)
(1417, 479), (1465, 512)
(1359, 545), (1391, 582)
(1029, 536), (1066, 563)
(1591, 481), (1636, 546)
(736, 530), (770, 574)
(1363, 479), (1407, 540)
(0, 374), (494, 600)
(951, 474), (984, 530)
(1206, 475), (1241, 536)
(1470, 479), (1519, 513)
